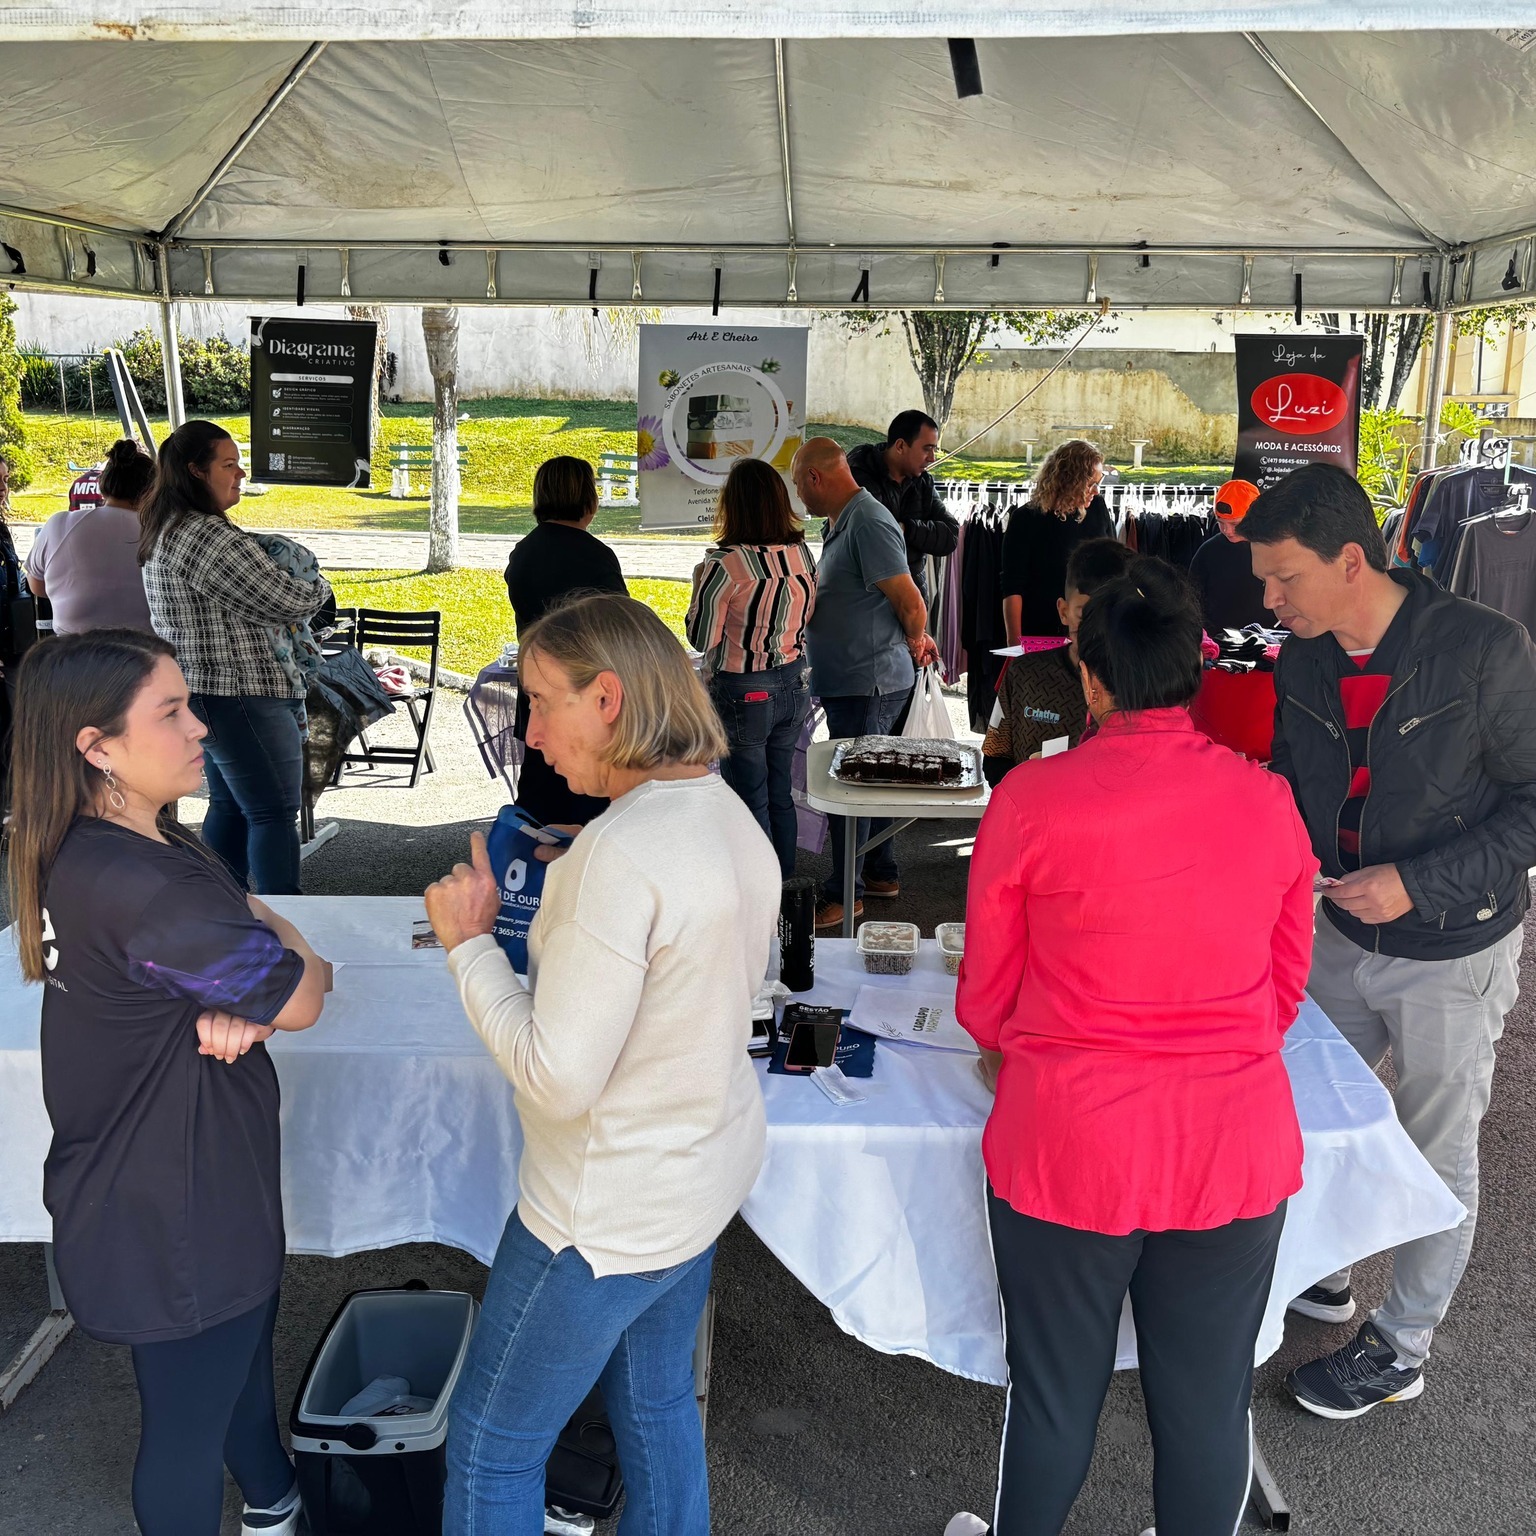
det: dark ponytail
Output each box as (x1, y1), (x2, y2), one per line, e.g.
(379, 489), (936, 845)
(137, 420), (233, 566)
(1076, 556), (1204, 713)
(98, 438), (156, 506)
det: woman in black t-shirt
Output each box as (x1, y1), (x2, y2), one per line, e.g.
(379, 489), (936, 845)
(503, 455), (629, 826)
(1000, 438), (1115, 643)
(7, 629), (328, 1536)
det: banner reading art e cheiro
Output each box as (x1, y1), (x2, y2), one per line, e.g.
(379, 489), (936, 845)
(1233, 334), (1363, 491)
(636, 325), (809, 530)
(250, 316), (377, 488)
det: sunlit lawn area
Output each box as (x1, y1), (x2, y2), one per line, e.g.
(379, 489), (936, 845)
(328, 568), (691, 677)
(11, 397), (1224, 538)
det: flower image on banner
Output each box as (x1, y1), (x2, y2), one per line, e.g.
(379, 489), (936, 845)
(637, 325), (809, 530)
(636, 415), (670, 472)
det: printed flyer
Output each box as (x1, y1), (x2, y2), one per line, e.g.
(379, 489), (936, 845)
(636, 325), (809, 529)
(1233, 334), (1363, 491)
(249, 316), (377, 488)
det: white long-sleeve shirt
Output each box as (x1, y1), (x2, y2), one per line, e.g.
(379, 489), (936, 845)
(447, 774), (779, 1276)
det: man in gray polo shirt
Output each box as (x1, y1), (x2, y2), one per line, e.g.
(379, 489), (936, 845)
(793, 438), (938, 929)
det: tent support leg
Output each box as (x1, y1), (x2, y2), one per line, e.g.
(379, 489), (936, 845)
(1418, 309), (1453, 472)
(159, 298), (187, 430)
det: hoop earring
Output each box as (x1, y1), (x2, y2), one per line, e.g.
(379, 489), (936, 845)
(100, 763), (126, 812)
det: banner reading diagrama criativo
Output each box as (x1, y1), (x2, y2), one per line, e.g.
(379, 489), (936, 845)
(1233, 334), (1363, 492)
(637, 325), (809, 530)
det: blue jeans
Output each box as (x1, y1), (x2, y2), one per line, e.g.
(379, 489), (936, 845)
(190, 694), (305, 895)
(445, 1208), (714, 1536)
(819, 689), (907, 902)
(709, 660), (812, 880)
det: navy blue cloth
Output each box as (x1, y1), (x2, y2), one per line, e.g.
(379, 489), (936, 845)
(130, 1292), (294, 1536)
(41, 818), (302, 1343)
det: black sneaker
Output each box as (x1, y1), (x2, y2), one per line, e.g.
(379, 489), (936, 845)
(1287, 1322), (1425, 1420)
(1287, 1282), (1356, 1324)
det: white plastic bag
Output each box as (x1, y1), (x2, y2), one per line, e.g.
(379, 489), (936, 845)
(901, 665), (955, 740)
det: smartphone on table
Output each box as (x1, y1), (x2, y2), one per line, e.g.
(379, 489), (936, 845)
(782, 1004), (842, 1074)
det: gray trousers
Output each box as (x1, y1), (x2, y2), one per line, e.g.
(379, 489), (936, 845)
(1307, 913), (1522, 1365)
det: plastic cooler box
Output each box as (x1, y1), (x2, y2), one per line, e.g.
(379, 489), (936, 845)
(290, 1287), (476, 1536)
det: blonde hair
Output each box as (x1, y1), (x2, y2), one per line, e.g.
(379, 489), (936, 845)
(1034, 438), (1104, 515)
(520, 593), (727, 769)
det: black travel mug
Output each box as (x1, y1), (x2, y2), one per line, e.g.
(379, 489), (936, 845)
(779, 877), (817, 993)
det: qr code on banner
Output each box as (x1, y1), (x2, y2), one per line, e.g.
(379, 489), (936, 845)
(268, 452), (286, 473)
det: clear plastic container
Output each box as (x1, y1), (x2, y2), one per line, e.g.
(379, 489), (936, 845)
(857, 920), (920, 975)
(935, 922), (965, 975)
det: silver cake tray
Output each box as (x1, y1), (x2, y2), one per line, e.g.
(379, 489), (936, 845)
(829, 736), (984, 791)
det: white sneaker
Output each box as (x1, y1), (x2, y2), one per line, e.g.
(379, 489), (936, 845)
(1139, 1528), (1157, 1535)
(944, 1516), (989, 1536)
(545, 1507), (595, 1536)
(240, 1482), (300, 1536)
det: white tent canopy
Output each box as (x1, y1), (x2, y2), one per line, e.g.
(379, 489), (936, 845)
(1, 15), (1535, 314)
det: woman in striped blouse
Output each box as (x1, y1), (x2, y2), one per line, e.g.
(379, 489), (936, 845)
(686, 459), (817, 879)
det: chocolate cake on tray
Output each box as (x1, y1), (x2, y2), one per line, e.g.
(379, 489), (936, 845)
(835, 735), (968, 786)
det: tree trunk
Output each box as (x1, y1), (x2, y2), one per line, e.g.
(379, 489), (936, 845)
(1361, 313), (1389, 410)
(899, 312), (988, 437)
(346, 303), (389, 452)
(1385, 314), (1429, 412)
(421, 306), (460, 574)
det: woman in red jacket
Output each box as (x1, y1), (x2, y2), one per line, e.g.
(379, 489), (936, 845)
(949, 558), (1317, 1536)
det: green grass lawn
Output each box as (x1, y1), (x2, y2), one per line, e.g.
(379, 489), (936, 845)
(328, 569), (691, 677)
(7, 399), (1222, 536)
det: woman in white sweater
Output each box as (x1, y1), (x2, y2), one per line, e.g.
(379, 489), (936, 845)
(426, 592), (779, 1536)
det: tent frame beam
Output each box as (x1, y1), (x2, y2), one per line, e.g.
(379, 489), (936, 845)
(160, 41), (328, 241)
(169, 236), (1437, 260)
(1242, 33), (1444, 251)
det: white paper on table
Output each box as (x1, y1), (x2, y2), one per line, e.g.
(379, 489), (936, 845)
(847, 985), (980, 1054)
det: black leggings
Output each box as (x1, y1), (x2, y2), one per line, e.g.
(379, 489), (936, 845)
(987, 1190), (1286, 1536)
(129, 1291), (294, 1536)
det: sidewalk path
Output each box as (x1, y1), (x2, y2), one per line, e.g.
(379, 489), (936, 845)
(6, 523), (714, 582)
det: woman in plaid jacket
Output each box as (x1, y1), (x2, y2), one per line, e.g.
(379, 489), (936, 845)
(141, 422), (331, 894)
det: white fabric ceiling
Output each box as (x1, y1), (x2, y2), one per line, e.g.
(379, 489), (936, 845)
(1, 24), (1534, 312)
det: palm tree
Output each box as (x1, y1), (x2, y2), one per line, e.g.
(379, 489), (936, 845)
(421, 307), (460, 573)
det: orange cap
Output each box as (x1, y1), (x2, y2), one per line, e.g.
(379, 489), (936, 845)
(1214, 478), (1261, 523)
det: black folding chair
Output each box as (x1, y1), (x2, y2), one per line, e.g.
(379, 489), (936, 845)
(338, 607), (442, 788)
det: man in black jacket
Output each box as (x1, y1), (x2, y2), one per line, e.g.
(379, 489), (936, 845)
(847, 410), (960, 603)
(1244, 463), (1536, 1420)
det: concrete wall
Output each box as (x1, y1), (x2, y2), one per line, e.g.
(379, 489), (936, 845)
(946, 347), (1238, 461)
(10, 293), (1251, 459)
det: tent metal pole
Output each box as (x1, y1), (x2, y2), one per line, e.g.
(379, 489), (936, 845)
(1419, 309), (1453, 472)
(774, 39), (796, 246)
(158, 295), (187, 431)
(161, 42), (328, 241)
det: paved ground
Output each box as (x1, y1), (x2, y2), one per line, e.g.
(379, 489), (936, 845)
(3, 703), (1535, 1535)
(5, 524), (722, 582)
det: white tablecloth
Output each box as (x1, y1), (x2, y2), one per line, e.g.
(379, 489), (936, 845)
(0, 899), (1464, 1385)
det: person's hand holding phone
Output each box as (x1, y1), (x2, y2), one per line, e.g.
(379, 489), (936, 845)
(197, 1009), (275, 1063)
(1321, 863), (1413, 925)
(425, 831), (502, 950)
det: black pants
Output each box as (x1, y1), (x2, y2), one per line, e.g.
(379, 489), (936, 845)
(987, 1189), (1286, 1536)
(129, 1291), (294, 1536)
